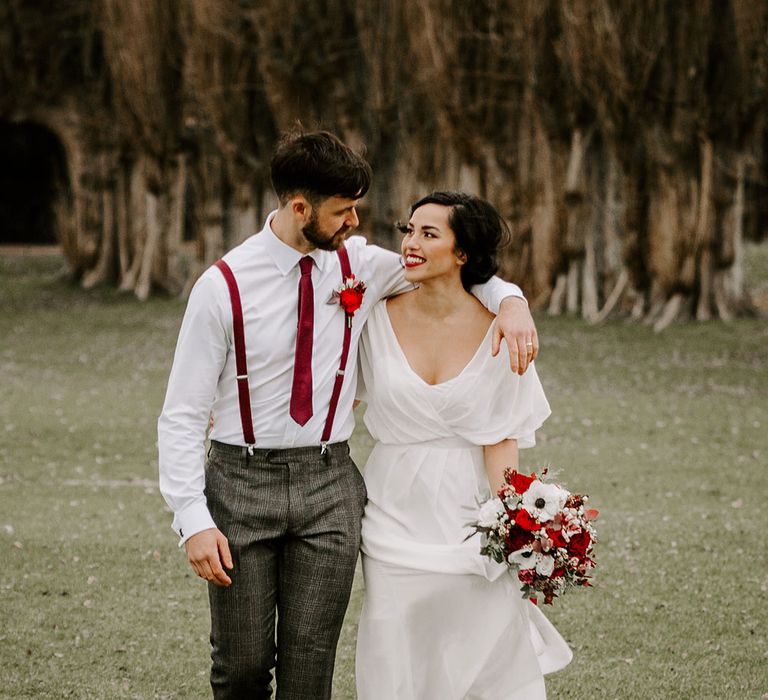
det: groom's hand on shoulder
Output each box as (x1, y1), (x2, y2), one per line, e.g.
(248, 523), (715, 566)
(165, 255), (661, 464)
(493, 296), (539, 376)
(185, 528), (234, 587)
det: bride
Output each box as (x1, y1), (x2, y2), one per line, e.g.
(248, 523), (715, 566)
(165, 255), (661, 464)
(355, 191), (572, 699)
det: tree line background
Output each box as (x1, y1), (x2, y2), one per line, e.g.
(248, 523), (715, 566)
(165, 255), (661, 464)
(1, 0), (766, 328)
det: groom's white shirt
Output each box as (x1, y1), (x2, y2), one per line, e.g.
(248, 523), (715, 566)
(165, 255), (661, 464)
(158, 212), (525, 544)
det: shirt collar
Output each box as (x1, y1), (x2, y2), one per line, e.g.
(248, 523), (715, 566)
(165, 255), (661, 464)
(260, 210), (330, 276)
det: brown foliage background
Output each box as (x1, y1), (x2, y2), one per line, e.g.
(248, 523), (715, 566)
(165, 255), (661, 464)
(1, 0), (766, 325)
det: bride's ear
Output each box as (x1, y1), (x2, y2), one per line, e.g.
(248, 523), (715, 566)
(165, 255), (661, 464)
(455, 248), (467, 266)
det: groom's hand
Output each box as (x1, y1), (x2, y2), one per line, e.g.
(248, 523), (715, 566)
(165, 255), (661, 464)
(492, 296), (539, 375)
(185, 528), (234, 587)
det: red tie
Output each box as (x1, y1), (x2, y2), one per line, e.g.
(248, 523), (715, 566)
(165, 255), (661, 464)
(290, 256), (314, 425)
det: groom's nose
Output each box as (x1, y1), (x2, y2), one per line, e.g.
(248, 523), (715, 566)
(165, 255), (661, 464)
(346, 207), (359, 229)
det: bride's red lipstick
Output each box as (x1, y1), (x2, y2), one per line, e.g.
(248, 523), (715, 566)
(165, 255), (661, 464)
(404, 255), (426, 268)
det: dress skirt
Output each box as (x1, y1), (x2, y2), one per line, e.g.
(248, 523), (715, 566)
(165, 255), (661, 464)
(355, 442), (572, 700)
(355, 302), (572, 699)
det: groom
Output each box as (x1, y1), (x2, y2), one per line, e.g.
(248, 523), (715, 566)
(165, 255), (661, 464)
(158, 130), (539, 699)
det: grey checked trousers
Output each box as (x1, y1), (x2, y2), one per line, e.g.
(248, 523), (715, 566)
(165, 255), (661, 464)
(204, 440), (367, 700)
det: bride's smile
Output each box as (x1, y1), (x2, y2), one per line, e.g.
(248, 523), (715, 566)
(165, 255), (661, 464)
(403, 254), (426, 267)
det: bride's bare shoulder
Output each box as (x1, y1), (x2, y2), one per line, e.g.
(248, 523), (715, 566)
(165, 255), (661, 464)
(385, 289), (417, 314)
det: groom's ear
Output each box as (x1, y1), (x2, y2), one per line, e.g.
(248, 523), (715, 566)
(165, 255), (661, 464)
(291, 195), (311, 222)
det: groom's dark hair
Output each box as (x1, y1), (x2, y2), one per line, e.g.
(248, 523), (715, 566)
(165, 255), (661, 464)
(270, 130), (372, 205)
(404, 191), (510, 291)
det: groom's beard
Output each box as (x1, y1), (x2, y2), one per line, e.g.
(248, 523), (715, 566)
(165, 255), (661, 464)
(302, 212), (351, 251)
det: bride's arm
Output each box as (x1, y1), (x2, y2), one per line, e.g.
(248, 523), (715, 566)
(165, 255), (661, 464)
(483, 439), (519, 496)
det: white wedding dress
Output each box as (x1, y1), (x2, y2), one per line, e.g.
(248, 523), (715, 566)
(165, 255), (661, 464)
(355, 301), (572, 700)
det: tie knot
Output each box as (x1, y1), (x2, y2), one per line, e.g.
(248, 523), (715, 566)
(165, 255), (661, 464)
(299, 256), (313, 275)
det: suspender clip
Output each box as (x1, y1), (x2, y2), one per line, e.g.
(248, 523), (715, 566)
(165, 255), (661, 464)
(247, 444), (255, 456)
(320, 441), (328, 455)
(336, 369), (345, 377)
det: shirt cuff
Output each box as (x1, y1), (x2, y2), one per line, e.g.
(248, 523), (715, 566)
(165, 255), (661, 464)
(503, 292), (528, 306)
(172, 502), (217, 547)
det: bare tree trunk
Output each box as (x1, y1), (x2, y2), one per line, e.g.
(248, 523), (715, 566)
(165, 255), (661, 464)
(725, 153), (746, 302)
(116, 161), (131, 282)
(695, 140), (715, 320)
(593, 268), (628, 324)
(654, 292), (685, 332)
(548, 274), (567, 316)
(202, 198), (225, 269)
(529, 111), (560, 304)
(233, 182), (257, 245)
(136, 191), (160, 301)
(81, 184), (115, 289)
(162, 153), (187, 295)
(566, 260), (580, 314)
(119, 158), (147, 292)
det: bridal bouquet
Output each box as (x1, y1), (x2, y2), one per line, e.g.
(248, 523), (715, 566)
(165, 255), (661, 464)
(473, 468), (598, 605)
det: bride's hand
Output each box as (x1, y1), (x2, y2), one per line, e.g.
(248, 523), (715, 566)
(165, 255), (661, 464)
(493, 297), (539, 375)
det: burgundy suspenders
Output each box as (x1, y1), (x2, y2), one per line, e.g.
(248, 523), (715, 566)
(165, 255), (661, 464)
(215, 248), (354, 454)
(322, 247), (353, 451)
(213, 259), (256, 447)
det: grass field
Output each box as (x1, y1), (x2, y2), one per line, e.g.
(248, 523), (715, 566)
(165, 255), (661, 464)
(1, 253), (766, 699)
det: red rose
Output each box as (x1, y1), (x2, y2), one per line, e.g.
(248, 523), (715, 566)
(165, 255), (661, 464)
(506, 526), (534, 552)
(546, 527), (567, 549)
(518, 568), (537, 585)
(339, 287), (364, 314)
(551, 567), (566, 578)
(567, 530), (591, 559)
(508, 469), (536, 494)
(515, 509), (540, 532)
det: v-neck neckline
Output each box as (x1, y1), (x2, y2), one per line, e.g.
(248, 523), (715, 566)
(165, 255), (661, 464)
(382, 301), (494, 388)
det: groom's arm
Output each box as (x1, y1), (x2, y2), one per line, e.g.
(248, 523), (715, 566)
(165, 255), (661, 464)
(358, 240), (538, 374)
(158, 273), (234, 586)
(472, 278), (539, 376)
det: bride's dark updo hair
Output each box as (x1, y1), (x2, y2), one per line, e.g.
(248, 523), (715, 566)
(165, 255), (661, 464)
(404, 191), (510, 291)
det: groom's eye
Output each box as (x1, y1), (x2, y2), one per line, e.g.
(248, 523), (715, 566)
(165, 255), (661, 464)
(395, 222), (410, 235)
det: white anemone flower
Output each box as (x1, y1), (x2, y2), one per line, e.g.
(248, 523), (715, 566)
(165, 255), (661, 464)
(535, 554), (555, 577)
(507, 547), (537, 570)
(521, 481), (568, 523)
(477, 497), (506, 528)
(509, 548), (556, 577)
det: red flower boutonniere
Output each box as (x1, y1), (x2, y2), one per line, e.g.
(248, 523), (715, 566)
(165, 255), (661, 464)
(329, 275), (366, 327)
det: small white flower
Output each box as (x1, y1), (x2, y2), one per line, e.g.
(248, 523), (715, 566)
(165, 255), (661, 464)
(477, 497), (506, 528)
(521, 481), (568, 523)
